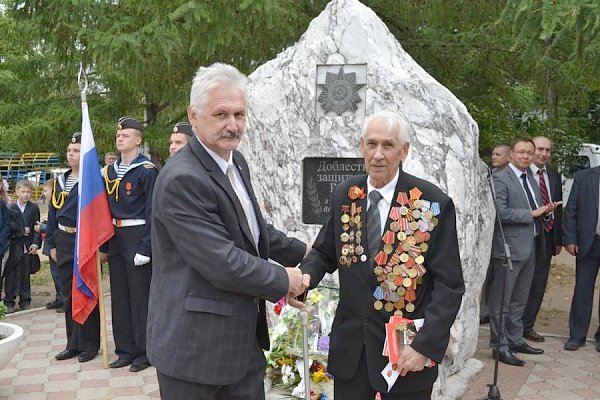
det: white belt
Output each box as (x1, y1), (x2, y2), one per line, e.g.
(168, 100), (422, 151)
(58, 223), (77, 233)
(112, 218), (146, 227)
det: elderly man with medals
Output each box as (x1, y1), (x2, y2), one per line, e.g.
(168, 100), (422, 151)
(101, 116), (159, 372)
(47, 132), (100, 363)
(298, 111), (465, 400)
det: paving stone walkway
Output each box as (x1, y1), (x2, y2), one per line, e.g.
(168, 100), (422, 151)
(2, 299), (600, 399)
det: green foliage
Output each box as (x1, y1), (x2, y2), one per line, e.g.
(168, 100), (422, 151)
(0, 300), (6, 319)
(0, 0), (598, 165)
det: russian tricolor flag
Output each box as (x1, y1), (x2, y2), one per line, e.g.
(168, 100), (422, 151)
(73, 98), (114, 325)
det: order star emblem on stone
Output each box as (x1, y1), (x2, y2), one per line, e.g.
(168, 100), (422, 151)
(317, 66), (365, 115)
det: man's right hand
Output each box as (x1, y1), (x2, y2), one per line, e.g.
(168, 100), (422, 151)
(285, 267), (309, 295)
(566, 244), (578, 256)
(50, 248), (57, 262)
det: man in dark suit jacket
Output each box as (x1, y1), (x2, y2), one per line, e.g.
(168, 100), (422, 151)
(488, 138), (559, 366)
(147, 63), (309, 400)
(298, 111), (465, 400)
(522, 136), (563, 342)
(563, 166), (600, 351)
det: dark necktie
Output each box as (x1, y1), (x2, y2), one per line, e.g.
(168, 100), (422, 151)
(537, 169), (554, 232)
(367, 190), (383, 257)
(520, 173), (537, 211)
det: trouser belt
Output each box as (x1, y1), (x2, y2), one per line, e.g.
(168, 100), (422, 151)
(58, 223), (77, 233)
(112, 218), (146, 227)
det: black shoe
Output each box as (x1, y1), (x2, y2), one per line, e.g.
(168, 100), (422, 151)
(55, 349), (79, 361)
(129, 362), (151, 372)
(20, 304), (31, 311)
(596, 342), (600, 352)
(510, 342), (544, 354)
(564, 339), (586, 351)
(6, 305), (15, 314)
(493, 349), (525, 366)
(77, 351), (97, 363)
(56, 306), (65, 313)
(109, 358), (133, 369)
(480, 315), (490, 324)
(46, 300), (63, 310)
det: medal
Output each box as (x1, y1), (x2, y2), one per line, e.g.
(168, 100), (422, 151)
(125, 181), (132, 195)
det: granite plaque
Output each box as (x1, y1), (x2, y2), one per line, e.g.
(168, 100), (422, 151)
(302, 157), (365, 224)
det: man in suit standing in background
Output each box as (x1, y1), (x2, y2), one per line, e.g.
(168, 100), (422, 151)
(563, 165), (600, 351)
(147, 63), (310, 400)
(299, 111), (465, 400)
(522, 136), (563, 342)
(488, 138), (559, 366)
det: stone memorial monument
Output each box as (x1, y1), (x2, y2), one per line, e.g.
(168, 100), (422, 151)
(241, 0), (495, 398)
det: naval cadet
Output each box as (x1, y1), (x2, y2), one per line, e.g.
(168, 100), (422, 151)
(168, 122), (193, 157)
(47, 132), (100, 363)
(102, 116), (158, 372)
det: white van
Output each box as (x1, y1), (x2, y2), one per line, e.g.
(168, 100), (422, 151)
(562, 143), (600, 203)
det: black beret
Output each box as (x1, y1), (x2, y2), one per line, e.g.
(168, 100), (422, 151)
(172, 122), (193, 137)
(117, 116), (143, 132)
(71, 132), (82, 144)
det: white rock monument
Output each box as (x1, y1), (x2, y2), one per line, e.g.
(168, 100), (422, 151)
(242, 0), (495, 398)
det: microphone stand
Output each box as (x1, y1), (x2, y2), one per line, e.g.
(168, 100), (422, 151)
(479, 168), (514, 400)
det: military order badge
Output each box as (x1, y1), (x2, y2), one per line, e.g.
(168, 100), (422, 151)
(371, 187), (441, 316)
(339, 186), (367, 267)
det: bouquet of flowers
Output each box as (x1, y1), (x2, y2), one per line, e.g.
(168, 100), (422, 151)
(266, 281), (338, 399)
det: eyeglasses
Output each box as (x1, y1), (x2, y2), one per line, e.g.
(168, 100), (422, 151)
(512, 150), (534, 156)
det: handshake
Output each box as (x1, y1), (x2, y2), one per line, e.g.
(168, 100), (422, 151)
(284, 267), (311, 309)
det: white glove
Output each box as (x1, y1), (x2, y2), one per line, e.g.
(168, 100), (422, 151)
(133, 253), (150, 266)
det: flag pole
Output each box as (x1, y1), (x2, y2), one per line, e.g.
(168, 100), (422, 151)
(78, 65), (109, 369)
(96, 250), (109, 369)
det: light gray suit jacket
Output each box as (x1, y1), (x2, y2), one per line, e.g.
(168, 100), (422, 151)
(147, 138), (306, 385)
(491, 166), (542, 262)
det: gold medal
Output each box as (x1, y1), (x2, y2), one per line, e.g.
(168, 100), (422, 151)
(408, 268), (418, 278)
(340, 232), (350, 242)
(399, 253), (409, 263)
(402, 242), (411, 252)
(413, 199), (423, 209)
(383, 244), (393, 254)
(390, 221), (400, 232)
(413, 209), (421, 219)
(407, 236), (417, 246)
(394, 309), (403, 317)
(339, 256), (348, 265)
(384, 302), (394, 313)
(420, 243), (428, 252)
(397, 232), (407, 241)
(403, 278), (412, 288)
(341, 247), (349, 256)
(356, 245), (364, 255)
(399, 206), (408, 216)
(397, 287), (406, 296)
(424, 211), (433, 220)
(393, 265), (402, 275)
(431, 217), (438, 226)
(341, 214), (350, 223)
(415, 255), (424, 265)
(374, 300), (383, 311)
(406, 302), (415, 313)
(356, 231), (362, 238)
(354, 215), (361, 224)
(409, 221), (419, 231)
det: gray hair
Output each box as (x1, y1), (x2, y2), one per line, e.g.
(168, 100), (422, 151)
(189, 63), (248, 113)
(361, 110), (412, 144)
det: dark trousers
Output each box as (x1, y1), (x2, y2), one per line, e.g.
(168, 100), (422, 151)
(49, 256), (63, 304)
(489, 246), (536, 351)
(480, 258), (494, 319)
(522, 229), (554, 332)
(108, 225), (152, 365)
(55, 230), (100, 352)
(156, 342), (266, 400)
(568, 236), (600, 342)
(4, 254), (31, 308)
(334, 347), (433, 400)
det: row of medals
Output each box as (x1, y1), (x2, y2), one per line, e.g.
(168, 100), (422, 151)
(338, 192), (440, 317)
